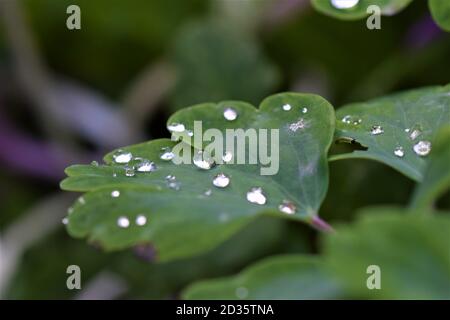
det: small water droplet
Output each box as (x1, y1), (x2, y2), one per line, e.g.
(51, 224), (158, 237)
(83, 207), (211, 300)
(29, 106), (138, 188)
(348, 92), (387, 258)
(246, 187), (267, 205)
(289, 118), (307, 132)
(413, 140), (431, 156)
(331, 0), (359, 9)
(78, 197), (85, 205)
(62, 217), (68, 225)
(370, 125), (384, 135)
(117, 216), (130, 228)
(135, 214), (147, 226)
(302, 107), (308, 114)
(167, 123), (185, 132)
(160, 149), (175, 161)
(223, 107), (237, 121)
(213, 173), (230, 188)
(394, 146), (405, 158)
(341, 115), (352, 124)
(235, 287), (249, 299)
(353, 118), (362, 125)
(136, 160), (157, 172)
(282, 104), (292, 111)
(409, 128), (422, 140)
(165, 175), (181, 190)
(112, 173), (117, 177)
(222, 151), (233, 163)
(405, 128), (410, 133)
(204, 189), (212, 196)
(111, 190), (120, 198)
(91, 160), (99, 166)
(125, 166), (135, 177)
(193, 150), (215, 170)
(278, 200), (296, 214)
(113, 151), (132, 164)
(187, 130), (194, 137)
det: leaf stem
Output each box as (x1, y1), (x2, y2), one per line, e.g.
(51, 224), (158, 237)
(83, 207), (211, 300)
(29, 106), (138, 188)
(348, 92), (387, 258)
(311, 216), (335, 233)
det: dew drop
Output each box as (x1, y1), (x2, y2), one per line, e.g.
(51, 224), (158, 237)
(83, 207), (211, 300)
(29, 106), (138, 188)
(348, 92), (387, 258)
(62, 217), (68, 225)
(117, 216), (130, 228)
(113, 151), (132, 164)
(111, 190), (120, 198)
(413, 140), (431, 157)
(394, 146), (405, 158)
(213, 173), (230, 188)
(246, 187), (267, 205)
(370, 125), (384, 135)
(341, 115), (352, 124)
(278, 200), (296, 214)
(222, 151), (233, 163)
(282, 104), (292, 111)
(404, 128), (410, 133)
(289, 118), (307, 132)
(193, 150), (215, 170)
(125, 166), (135, 177)
(331, 0), (359, 9)
(135, 214), (147, 226)
(167, 123), (185, 133)
(353, 119), (362, 125)
(223, 107), (237, 121)
(235, 287), (249, 299)
(409, 128), (422, 140)
(187, 130), (194, 137)
(160, 149), (175, 161)
(302, 107), (308, 114)
(136, 160), (157, 172)
(166, 175), (181, 190)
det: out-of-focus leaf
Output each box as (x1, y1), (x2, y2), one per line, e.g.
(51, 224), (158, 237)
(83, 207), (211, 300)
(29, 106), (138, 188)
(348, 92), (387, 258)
(170, 21), (279, 110)
(61, 93), (335, 261)
(410, 126), (450, 209)
(331, 84), (450, 181)
(182, 255), (344, 300)
(323, 207), (450, 299)
(311, 0), (413, 20)
(429, 0), (450, 32)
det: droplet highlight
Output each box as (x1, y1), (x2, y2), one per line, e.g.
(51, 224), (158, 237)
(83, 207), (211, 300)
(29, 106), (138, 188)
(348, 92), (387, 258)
(394, 146), (405, 158)
(223, 107), (237, 121)
(117, 216), (130, 228)
(278, 200), (296, 214)
(213, 173), (230, 188)
(113, 151), (132, 164)
(331, 0), (359, 9)
(370, 125), (384, 135)
(246, 187), (267, 205)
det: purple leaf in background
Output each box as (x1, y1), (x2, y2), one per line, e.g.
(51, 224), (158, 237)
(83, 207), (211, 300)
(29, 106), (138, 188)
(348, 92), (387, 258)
(404, 14), (442, 50)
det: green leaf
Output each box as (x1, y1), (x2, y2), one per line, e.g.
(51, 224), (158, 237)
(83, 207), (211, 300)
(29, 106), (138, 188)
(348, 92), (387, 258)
(323, 207), (450, 299)
(170, 21), (279, 110)
(311, 0), (413, 20)
(331, 84), (450, 181)
(410, 126), (450, 209)
(183, 255), (344, 299)
(429, 0), (450, 32)
(61, 93), (335, 261)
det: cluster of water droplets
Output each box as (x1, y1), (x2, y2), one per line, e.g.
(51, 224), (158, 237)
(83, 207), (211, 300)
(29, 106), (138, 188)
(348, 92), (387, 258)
(341, 115), (362, 126)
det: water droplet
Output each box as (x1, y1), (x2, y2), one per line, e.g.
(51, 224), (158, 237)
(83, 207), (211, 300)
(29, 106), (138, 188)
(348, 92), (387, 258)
(165, 175), (181, 190)
(370, 125), (384, 135)
(62, 217), (68, 225)
(413, 141), (431, 156)
(117, 216), (130, 228)
(125, 166), (135, 177)
(235, 287), (249, 299)
(405, 128), (410, 133)
(193, 150), (215, 170)
(409, 128), (422, 140)
(302, 107), (308, 114)
(167, 123), (185, 133)
(113, 151), (132, 164)
(331, 0), (359, 9)
(136, 160), (157, 172)
(278, 200), (296, 214)
(91, 160), (99, 166)
(111, 190), (120, 198)
(246, 187), (267, 205)
(289, 118), (307, 132)
(112, 173), (117, 177)
(222, 151), (233, 163)
(187, 130), (194, 137)
(160, 149), (175, 161)
(394, 146), (405, 158)
(213, 173), (230, 188)
(135, 214), (147, 226)
(341, 115), (352, 124)
(204, 189), (212, 196)
(282, 104), (292, 111)
(353, 119), (362, 125)
(223, 107), (237, 121)
(78, 197), (85, 205)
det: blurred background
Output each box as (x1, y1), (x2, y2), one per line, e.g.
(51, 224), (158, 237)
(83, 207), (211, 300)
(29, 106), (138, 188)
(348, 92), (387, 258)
(0, 0), (449, 299)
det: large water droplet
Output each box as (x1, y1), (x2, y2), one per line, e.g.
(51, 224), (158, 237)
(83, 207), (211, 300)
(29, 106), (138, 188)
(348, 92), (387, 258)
(278, 200), (296, 214)
(370, 125), (384, 135)
(113, 151), (132, 164)
(136, 160), (157, 172)
(331, 0), (359, 9)
(167, 123), (185, 133)
(160, 149), (175, 161)
(394, 146), (405, 158)
(235, 287), (249, 299)
(223, 107), (237, 121)
(413, 140), (431, 156)
(213, 173), (230, 188)
(282, 104), (292, 111)
(135, 214), (147, 226)
(246, 187), (267, 205)
(222, 151), (233, 163)
(117, 216), (130, 228)
(193, 150), (215, 170)
(111, 190), (120, 198)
